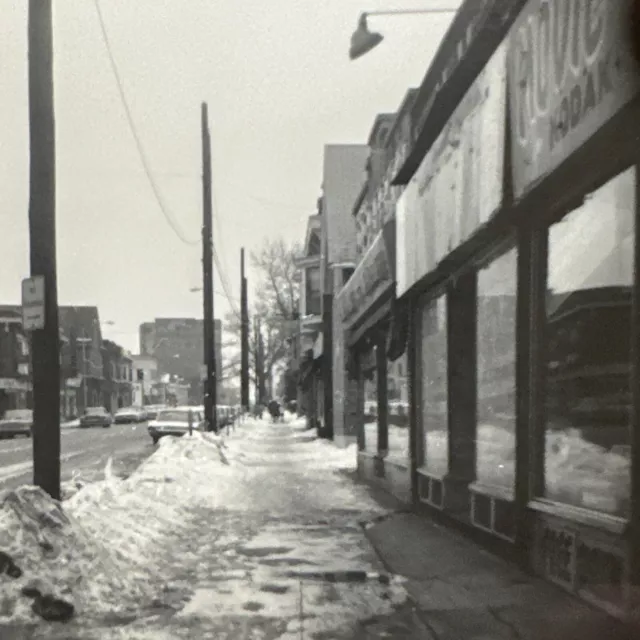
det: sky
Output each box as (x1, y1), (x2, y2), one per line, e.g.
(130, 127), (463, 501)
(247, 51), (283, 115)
(0, 0), (462, 353)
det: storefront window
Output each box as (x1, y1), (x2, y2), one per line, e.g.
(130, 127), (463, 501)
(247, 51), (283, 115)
(387, 353), (409, 463)
(362, 346), (378, 454)
(544, 167), (635, 518)
(476, 247), (517, 489)
(421, 295), (448, 475)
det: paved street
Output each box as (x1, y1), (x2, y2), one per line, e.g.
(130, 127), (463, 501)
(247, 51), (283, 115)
(0, 422), (153, 493)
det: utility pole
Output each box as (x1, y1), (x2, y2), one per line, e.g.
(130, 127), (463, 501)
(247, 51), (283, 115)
(257, 317), (266, 403)
(240, 248), (250, 413)
(201, 102), (217, 433)
(28, 0), (61, 500)
(253, 317), (259, 405)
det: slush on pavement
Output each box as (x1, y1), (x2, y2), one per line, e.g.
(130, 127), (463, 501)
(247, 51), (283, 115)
(0, 415), (418, 639)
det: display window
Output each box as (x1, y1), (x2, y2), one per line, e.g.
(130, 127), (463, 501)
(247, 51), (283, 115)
(542, 167), (635, 518)
(420, 294), (448, 475)
(476, 246), (518, 490)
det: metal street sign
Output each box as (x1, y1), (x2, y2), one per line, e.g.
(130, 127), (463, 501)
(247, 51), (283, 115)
(21, 276), (45, 330)
(200, 364), (207, 381)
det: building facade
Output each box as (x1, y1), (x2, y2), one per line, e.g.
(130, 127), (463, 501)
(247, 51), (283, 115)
(335, 93), (416, 501)
(319, 144), (369, 442)
(349, 0), (640, 622)
(131, 354), (159, 406)
(0, 308), (30, 415)
(295, 212), (324, 428)
(139, 318), (223, 405)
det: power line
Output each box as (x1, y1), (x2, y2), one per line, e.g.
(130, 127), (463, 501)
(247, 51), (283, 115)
(93, 0), (198, 246)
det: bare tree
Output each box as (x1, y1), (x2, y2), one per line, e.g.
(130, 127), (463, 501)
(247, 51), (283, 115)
(223, 237), (301, 400)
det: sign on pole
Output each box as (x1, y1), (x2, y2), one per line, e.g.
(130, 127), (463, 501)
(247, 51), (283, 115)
(200, 364), (207, 382)
(21, 276), (46, 331)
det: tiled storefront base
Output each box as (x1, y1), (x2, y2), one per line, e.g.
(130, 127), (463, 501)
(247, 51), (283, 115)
(529, 505), (632, 621)
(357, 451), (411, 504)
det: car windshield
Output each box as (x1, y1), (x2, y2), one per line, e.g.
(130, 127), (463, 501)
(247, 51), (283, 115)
(3, 409), (32, 421)
(156, 410), (190, 423)
(117, 407), (135, 413)
(86, 408), (105, 415)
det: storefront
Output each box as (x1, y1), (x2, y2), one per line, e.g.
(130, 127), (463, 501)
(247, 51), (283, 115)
(337, 215), (411, 501)
(394, 0), (640, 620)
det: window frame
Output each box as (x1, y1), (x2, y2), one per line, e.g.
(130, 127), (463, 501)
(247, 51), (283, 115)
(415, 284), (449, 475)
(528, 163), (639, 531)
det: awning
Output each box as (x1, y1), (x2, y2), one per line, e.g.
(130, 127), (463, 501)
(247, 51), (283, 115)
(337, 220), (395, 331)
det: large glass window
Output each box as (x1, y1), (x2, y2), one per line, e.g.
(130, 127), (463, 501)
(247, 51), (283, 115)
(362, 346), (378, 454)
(476, 247), (517, 489)
(544, 167), (635, 518)
(387, 353), (409, 463)
(306, 267), (322, 316)
(421, 295), (448, 475)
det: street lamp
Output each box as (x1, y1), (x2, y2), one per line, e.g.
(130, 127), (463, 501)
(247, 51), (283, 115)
(349, 7), (459, 60)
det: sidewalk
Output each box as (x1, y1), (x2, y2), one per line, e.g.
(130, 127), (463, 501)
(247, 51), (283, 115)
(0, 415), (420, 639)
(362, 492), (639, 640)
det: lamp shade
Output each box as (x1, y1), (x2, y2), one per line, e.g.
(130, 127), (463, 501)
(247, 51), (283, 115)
(349, 14), (384, 60)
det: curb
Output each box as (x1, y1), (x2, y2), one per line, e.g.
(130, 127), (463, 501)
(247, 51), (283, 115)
(361, 512), (439, 639)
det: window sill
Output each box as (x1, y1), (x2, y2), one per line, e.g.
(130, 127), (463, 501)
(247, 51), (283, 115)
(527, 498), (628, 535)
(384, 456), (410, 470)
(417, 467), (447, 482)
(469, 481), (514, 503)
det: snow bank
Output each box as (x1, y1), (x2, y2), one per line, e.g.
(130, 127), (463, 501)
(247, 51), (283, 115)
(0, 431), (245, 626)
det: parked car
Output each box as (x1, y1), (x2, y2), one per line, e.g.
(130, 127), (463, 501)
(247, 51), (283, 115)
(147, 406), (205, 445)
(114, 406), (147, 424)
(80, 407), (113, 428)
(143, 404), (167, 420)
(0, 409), (33, 439)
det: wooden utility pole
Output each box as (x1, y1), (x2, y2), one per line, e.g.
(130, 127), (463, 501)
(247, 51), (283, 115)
(28, 0), (61, 500)
(201, 103), (217, 432)
(240, 248), (250, 413)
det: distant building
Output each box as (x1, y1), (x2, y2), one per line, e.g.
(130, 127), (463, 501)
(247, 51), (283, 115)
(139, 322), (156, 357)
(130, 354), (159, 405)
(102, 340), (134, 412)
(0, 307), (30, 415)
(138, 318), (223, 404)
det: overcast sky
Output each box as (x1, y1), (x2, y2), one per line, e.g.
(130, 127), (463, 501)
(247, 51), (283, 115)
(0, 0), (461, 352)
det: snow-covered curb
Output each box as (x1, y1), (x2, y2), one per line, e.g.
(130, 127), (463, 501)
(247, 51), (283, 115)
(0, 431), (236, 625)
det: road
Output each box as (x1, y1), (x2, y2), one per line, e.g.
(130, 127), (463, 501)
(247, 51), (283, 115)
(0, 422), (153, 494)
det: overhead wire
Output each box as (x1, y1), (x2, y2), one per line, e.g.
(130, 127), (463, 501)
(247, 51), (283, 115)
(93, 0), (199, 246)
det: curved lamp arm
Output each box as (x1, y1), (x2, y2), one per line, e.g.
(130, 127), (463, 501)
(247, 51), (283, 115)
(349, 7), (458, 60)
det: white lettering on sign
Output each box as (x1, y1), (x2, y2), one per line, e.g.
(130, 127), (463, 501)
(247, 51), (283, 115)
(21, 276), (45, 331)
(509, 0), (640, 196)
(341, 233), (392, 325)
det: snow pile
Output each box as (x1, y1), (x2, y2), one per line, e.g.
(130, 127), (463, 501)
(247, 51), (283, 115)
(476, 423), (516, 488)
(0, 485), (154, 624)
(545, 429), (629, 515)
(387, 424), (410, 464)
(363, 421), (377, 453)
(424, 430), (448, 476)
(0, 431), (247, 626)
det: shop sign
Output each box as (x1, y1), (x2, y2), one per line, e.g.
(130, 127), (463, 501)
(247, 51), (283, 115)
(411, 0), (494, 142)
(372, 109), (414, 226)
(397, 43), (507, 297)
(339, 229), (393, 328)
(0, 378), (29, 392)
(509, 0), (640, 198)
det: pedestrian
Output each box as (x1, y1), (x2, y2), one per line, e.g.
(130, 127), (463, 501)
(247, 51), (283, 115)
(267, 398), (281, 423)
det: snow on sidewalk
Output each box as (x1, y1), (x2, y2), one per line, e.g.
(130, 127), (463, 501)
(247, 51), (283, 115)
(1, 415), (408, 638)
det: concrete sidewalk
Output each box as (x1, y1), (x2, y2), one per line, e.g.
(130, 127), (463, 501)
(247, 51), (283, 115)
(362, 502), (638, 639)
